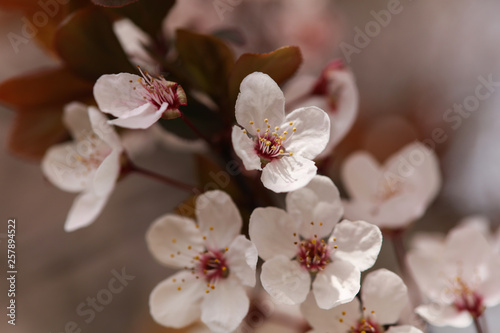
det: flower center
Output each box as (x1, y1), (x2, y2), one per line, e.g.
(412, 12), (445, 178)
(245, 119), (296, 164)
(197, 249), (229, 283)
(452, 277), (484, 318)
(350, 318), (382, 333)
(70, 132), (112, 175)
(297, 238), (331, 273)
(136, 66), (187, 112)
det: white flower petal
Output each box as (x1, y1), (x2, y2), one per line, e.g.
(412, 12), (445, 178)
(146, 214), (204, 269)
(361, 269), (408, 325)
(108, 103), (165, 129)
(261, 255), (310, 305)
(201, 279), (250, 333)
(286, 175), (343, 239)
(301, 292), (361, 332)
(283, 106), (330, 160)
(341, 151), (381, 202)
(477, 254), (500, 307)
(261, 155), (317, 193)
(407, 251), (447, 302)
(312, 260), (360, 309)
(64, 191), (109, 232)
(196, 190), (242, 249)
(63, 102), (92, 137)
(416, 304), (472, 327)
(386, 325), (424, 333)
(150, 270), (204, 329)
(225, 235), (258, 287)
(249, 207), (298, 261)
(93, 73), (146, 116)
(42, 142), (90, 193)
(88, 106), (122, 149)
(231, 125), (262, 171)
(235, 72), (285, 136)
(331, 220), (382, 272)
(92, 150), (120, 197)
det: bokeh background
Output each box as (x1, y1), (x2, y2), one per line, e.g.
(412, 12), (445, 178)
(1, 0), (500, 332)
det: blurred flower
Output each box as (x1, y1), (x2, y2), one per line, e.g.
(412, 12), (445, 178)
(232, 72), (330, 193)
(41, 102), (123, 232)
(287, 60), (359, 157)
(249, 175), (382, 309)
(407, 225), (500, 328)
(93, 69), (187, 129)
(341, 142), (441, 230)
(146, 190), (258, 333)
(301, 268), (422, 333)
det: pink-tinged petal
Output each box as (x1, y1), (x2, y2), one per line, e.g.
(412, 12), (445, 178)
(64, 191), (109, 232)
(92, 150), (120, 197)
(196, 190), (242, 250)
(283, 106), (330, 160)
(231, 126), (261, 171)
(341, 151), (381, 202)
(249, 207), (297, 261)
(407, 251), (447, 302)
(146, 214), (204, 269)
(150, 270), (204, 329)
(330, 220), (382, 272)
(225, 235), (258, 287)
(416, 304), (472, 327)
(88, 106), (122, 149)
(201, 279), (250, 333)
(386, 326), (424, 333)
(301, 292), (361, 332)
(93, 73), (146, 117)
(63, 102), (92, 137)
(235, 72), (285, 136)
(42, 142), (91, 193)
(261, 155), (317, 193)
(108, 103), (165, 129)
(312, 260), (360, 309)
(477, 253), (500, 307)
(385, 142), (441, 207)
(361, 269), (408, 325)
(286, 175), (343, 239)
(261, 255), (310, 305)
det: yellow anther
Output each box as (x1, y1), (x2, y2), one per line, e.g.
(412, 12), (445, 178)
(264, 119), (268, 123)
(203, 236), (207, 240)
(172, 238), (177, 243)
(293, 127), (297, 132)
(334, 245), (338, 249)
(289, 152), (293, 156)
(279, 149), (284, 154)
(289, 122), (293, 125)
(249, 121), (254, 125)
(242, 130), (247, 134)
(177, 287), (182, 291)
(256, 128), (260, 132)
(209, 226), (214, 230)
(170, 254), (175, 258)
(188, 245), (192, 250)
(275, 126), (279, 130)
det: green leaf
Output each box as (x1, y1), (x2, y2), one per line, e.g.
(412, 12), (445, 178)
(228, 46), (303, 107)
(111, 0), (176, 37)
(91, 0), (138, 8)
(175, 29), (234, 101)
(54, 7), (136, 81)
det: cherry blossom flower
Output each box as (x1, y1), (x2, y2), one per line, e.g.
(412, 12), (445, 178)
(93, 68), (187, 129)
(231, 72), (330, 193)
(41, 102), (123, 232)
(341, 142), (441, 230)
(146, 190), (258, 333)
(407, 226), (500, 328)
(301, 268), (423, 333)
(249, 175), (382, 309)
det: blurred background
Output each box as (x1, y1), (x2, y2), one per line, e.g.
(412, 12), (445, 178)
(1, 0), (499, 332)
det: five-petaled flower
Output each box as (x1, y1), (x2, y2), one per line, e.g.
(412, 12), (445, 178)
(41, 102), (123, 232)
(231, 72), (330, 193)
(301, 268), (423, 333)
(146, 190), (258, 333)
(249, 175), (382, 309)
(408, 225), (500, 328)
(93, 68), (187, 129)
(341, 142), (441, 230)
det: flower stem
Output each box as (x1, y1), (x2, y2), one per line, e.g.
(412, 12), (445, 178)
(179, 112), (213, 146)
(473, 316), (485, 333)
(128, 162), (201, 193)
(388, 229), (422, 308)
